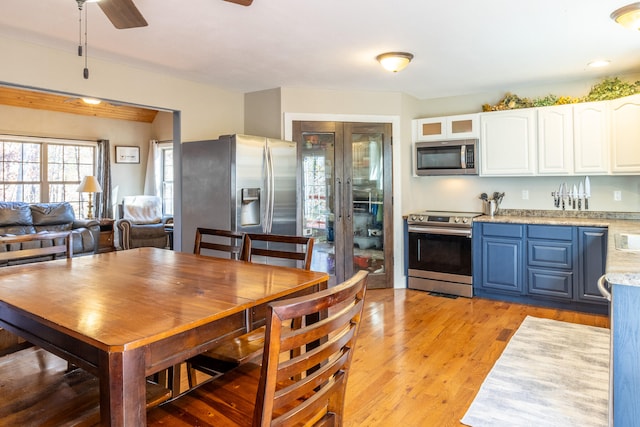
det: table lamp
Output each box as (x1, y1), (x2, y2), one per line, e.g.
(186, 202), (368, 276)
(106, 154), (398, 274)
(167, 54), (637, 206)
(77, 176), (102, 219)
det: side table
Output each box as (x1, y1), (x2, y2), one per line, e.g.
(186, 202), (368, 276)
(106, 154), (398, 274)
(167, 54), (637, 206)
(97, 218), (115, 253)
(164, 223), (174, 250)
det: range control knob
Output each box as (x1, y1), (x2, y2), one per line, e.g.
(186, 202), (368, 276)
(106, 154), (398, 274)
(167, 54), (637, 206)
(462, 217), (469, 224)
(454, 217), (461, 223)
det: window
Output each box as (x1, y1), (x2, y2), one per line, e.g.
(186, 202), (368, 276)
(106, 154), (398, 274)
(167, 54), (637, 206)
(302, 153), (328, 231)
(0, 136), (96, 218)
(159, 143), (173, 216)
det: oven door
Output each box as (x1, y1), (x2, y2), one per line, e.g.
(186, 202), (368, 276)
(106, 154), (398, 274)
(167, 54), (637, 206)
(407, 225), (472, 284)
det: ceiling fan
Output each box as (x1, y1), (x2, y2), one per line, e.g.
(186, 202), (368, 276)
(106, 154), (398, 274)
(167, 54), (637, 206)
(78, 0), (253, 30)
(74, 0), (252, 78)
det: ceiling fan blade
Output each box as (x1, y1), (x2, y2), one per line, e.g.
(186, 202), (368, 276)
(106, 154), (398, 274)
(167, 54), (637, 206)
(97, 0), (148, 29)
(224, 0), (254, 5)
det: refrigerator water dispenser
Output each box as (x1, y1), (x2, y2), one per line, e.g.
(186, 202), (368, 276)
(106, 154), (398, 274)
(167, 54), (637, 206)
(241, 188), (260, 226)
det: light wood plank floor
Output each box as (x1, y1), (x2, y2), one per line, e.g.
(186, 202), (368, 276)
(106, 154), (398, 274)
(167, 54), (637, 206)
(343, 289), (609, 427)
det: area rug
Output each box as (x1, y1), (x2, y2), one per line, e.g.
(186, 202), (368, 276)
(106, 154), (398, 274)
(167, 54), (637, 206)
(461, 316), (609, 427)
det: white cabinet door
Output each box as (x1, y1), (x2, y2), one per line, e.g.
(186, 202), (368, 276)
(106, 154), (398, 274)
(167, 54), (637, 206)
(610, 94), (640, 174)
(413, 114), (478, 141)
(573, 101), (609, 174)
(537, 105), (574, 175)
(480, 109), (537, 176)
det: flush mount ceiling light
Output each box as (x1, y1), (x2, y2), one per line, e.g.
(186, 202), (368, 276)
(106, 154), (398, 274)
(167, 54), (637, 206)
(588, 59), (611, 68)
(376, 52), (414, 73)
(611, 2), (640, 30)
(81, 97), (101, 105)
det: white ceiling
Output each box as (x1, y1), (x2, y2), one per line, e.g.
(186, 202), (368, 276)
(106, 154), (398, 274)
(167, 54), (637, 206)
(1, 0), (639, 100)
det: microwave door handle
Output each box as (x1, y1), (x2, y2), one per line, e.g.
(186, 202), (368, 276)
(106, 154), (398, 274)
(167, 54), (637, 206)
(460, 145), (466, 169)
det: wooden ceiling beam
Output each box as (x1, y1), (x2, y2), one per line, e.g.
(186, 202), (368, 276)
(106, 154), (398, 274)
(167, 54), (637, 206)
(0, 86), (158, 123)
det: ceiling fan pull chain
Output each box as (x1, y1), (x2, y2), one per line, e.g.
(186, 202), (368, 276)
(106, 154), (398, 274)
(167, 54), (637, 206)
(83, 5), (89, 79)
(77, 1), (83, 56)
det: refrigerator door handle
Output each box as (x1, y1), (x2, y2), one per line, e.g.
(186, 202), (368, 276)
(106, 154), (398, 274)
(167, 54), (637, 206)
(262, 144), (269, 233)
(266, 144), (275, 233)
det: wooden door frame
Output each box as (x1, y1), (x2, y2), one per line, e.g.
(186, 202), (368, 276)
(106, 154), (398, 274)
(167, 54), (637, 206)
(285, 113), (402, 289)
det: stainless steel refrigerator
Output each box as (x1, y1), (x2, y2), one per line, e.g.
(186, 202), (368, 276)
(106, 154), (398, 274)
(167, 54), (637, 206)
(181, 134), (297, 263)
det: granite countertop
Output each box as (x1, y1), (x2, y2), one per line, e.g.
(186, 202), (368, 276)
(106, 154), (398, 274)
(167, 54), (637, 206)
(473, 209), (640, 288)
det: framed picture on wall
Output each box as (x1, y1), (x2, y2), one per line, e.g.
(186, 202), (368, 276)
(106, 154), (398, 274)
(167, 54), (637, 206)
(115, 146), (140, 164)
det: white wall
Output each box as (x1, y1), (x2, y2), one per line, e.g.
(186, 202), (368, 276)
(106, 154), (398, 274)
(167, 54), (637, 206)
(244, 88), (282, 139)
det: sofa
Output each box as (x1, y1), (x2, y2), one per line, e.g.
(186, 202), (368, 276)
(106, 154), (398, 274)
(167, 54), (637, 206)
(0, 201), (100, 266)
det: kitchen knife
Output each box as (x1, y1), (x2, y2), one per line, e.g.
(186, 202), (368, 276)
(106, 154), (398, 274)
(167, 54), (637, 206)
(578, 181), (584, 210)
(557, 184), (562, 208)
(573, 184), (577, 209)
(568, 185), (573, 207)
(562, 183), (566, 210)
(585, 176), (591, 210)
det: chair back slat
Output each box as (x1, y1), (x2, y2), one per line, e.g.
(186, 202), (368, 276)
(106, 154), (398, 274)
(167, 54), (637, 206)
(253, 270), (368, 426)
(0, 231), (72, 263)
(193, 228), (243, 259)
(241, 233), (314, 270)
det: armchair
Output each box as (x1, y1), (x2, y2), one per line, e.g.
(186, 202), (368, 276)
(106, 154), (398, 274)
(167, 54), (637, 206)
(116, 196), (172, 250)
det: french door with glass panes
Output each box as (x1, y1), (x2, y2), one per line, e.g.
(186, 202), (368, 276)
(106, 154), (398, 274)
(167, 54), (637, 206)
(293, 121), (393, 288)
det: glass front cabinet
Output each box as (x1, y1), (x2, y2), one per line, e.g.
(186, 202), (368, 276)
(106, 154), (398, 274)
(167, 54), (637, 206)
(293, 121), (393, 288)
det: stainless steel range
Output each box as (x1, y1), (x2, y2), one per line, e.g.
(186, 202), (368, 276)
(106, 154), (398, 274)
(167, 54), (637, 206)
(407, 211), (482, 297)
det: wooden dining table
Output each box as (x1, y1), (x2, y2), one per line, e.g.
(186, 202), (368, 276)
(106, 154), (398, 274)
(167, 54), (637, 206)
(0, 247), (328, 426)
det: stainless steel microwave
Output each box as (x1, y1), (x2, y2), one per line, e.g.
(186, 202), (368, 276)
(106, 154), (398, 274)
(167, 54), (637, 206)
(415, 139), (478, 176)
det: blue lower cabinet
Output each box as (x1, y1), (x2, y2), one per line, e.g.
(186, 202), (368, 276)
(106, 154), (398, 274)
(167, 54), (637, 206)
(481, 237), (524, 294)
(578, 227), (608, 303)
(474, 222), (607, 311)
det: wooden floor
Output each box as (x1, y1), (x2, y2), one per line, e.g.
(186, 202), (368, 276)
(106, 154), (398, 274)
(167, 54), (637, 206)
(343, 289), (609, 427)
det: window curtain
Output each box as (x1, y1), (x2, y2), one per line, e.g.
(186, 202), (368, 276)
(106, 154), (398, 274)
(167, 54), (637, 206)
(143, 139), (160, 196)
(95, 139), (113, 219)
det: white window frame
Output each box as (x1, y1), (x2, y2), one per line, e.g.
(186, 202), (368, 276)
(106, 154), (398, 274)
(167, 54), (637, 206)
(158, 141), (173, 216)
(0, 134), (97, 218)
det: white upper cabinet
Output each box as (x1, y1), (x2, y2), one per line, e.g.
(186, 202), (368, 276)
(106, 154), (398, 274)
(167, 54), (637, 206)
(573, 101), (609, 174)
(419, 95), (639, 177)
(610, 94), (640, 174)
(480, 109), (537, 176)
(537, 105), (574, 175)
(413, 114), (479, 141)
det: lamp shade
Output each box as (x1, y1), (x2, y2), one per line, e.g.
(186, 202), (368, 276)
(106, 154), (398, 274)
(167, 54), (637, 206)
(376, 52), (414, 73)
(611, 2), (640, 30)
(77, 176), (102, 193)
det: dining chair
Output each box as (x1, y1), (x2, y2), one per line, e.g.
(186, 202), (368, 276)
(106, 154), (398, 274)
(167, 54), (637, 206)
(0, 346), (171, 425)
(193, 227), (244, 259)
(0, 231), (72, 265)
(187, 233), (315, 387)
(148, 270), (368, 427)
(240, 232), (315, 270)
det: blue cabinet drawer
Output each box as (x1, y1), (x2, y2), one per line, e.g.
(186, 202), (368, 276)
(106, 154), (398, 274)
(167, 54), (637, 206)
(527, 225), (573, 241)
(528, 267), (573, 299)
(482, 223), (524, 239)
(527, 241), (574, 269)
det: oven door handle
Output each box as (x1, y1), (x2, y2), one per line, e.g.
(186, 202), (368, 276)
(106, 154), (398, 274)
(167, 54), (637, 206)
(408, 225), (472, 238)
